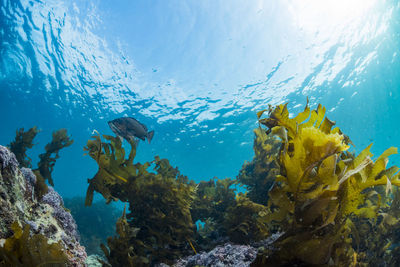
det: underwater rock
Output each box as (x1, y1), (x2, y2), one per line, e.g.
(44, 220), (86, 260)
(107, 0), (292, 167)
(42, 185), (64, 207)
(0, 145), (87, 266)
(85, 254), (105, 267)
(172, 243), (257, 267)
(170, 234), (281, 267)
(21, 167), (36, 185)
(0, 145), (18, 172)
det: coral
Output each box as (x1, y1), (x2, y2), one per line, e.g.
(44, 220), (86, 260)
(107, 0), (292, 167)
(8, 127), (39, 168)
(0, 222), (69, 266)
(252, 102), (400, 266)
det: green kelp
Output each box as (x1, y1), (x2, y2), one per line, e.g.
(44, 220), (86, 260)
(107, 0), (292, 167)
(84, 132), (196, 265)
(0, 222), (69, 266)
(237, 127), (280, 205)
(252, 102), (400, 266)
(8, 127), (39, 168)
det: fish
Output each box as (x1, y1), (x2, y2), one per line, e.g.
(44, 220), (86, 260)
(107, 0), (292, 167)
(108, 117), (155, 144)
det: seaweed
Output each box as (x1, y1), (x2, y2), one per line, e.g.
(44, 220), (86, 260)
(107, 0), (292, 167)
(190, 178), (237, 250)
(84, 133), (138, 205)
(252, 102), (400, 266)
(101, 206), (148, 267)
(34, 129), (73, 186)
(0, 222), (69, 266)
(125, 156), (196, 264)
(223, 194), (269, 244)
(8, 127), (39, 168)
(8, 127), (73, 199)
(191, 178), (236, 223)
(353, 187), (400, 265)
(237, 128), (281, 205)
(83, 101), (400, 266)
(84, 132), (196, 265)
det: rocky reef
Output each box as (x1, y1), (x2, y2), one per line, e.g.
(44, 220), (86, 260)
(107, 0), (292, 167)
(3, 101), (400, 266)
(0, 145), (86, 266)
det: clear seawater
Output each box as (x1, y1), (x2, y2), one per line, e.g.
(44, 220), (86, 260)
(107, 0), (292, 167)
(0, 0), (399, 200)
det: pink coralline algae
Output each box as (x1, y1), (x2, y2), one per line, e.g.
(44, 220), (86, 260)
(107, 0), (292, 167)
(0, 145), (18, 172)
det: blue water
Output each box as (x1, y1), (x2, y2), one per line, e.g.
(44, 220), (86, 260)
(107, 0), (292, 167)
(1, 0), (400, 199)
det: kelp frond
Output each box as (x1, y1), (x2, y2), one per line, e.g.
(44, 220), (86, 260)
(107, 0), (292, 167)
(253, 101), (400, 266)
(84, 131), (197, 264)
(0, 222), (69, 266)
(35, 129), (73, 186)
(8, 127), (39, 168)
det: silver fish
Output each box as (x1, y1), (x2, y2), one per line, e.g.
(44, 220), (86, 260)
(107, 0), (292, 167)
(108, 117), (154, 143)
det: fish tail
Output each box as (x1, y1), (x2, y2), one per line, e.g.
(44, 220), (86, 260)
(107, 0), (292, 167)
(147, 130), (155, 143)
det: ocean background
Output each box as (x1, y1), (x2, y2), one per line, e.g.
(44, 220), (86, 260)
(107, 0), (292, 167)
(0, 0), (399, 200)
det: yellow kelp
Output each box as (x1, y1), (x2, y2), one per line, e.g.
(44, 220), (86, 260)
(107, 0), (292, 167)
(253, 102), (400, 266)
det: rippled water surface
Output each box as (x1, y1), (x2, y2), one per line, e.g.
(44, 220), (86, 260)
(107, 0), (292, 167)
(1, 0), (399, 197)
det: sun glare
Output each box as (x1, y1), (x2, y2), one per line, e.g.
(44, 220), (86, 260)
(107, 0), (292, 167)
(287, 0), (378, 34)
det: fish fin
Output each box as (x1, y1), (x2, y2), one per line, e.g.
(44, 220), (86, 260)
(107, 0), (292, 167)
(147, 130), (155, 143)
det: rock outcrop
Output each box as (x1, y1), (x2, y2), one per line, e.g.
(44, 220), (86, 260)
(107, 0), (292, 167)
(0, 145), (86, 266)
(172, 243), (257, 267)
